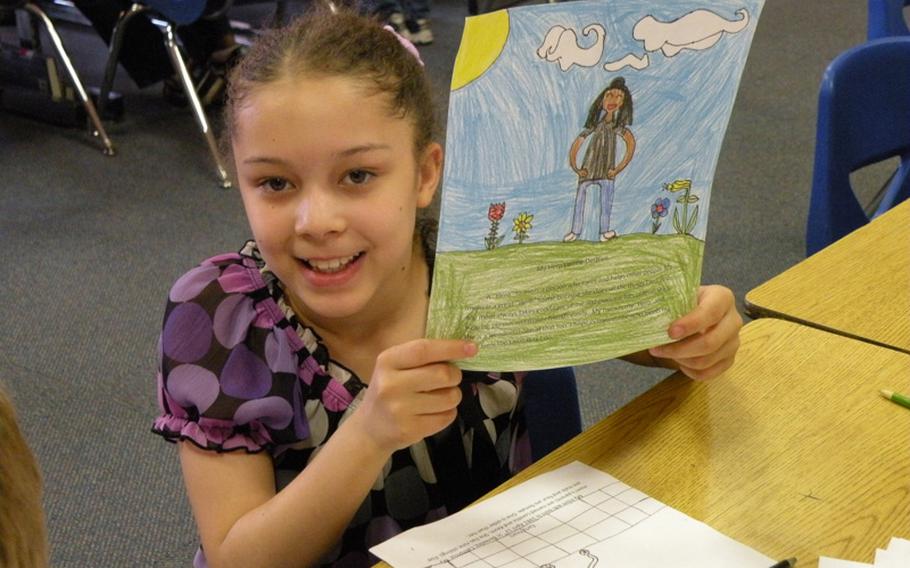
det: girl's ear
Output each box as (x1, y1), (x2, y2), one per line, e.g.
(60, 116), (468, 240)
(416, 142), (443, 208)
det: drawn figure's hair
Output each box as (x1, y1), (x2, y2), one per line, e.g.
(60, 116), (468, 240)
(584, 76), (634, 130)
(0, 385), (47, 567)
(223, 3), (436, 156)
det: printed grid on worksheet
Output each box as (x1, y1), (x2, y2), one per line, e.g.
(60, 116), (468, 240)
(443, 477), (665, 568)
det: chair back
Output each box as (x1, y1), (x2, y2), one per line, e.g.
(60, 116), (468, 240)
(144, 0), (206, 25)
(522, 367), (582, 462)
(805, 36), (910, 256)
(867, 0), (910, 39)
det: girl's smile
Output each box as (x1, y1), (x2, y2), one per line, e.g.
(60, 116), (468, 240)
(296, 252), (365, 287)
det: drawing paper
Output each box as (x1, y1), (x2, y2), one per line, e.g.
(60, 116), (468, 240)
(427, 0), (764, 370)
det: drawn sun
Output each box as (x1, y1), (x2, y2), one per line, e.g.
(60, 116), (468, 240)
(451, 10), (510, 91)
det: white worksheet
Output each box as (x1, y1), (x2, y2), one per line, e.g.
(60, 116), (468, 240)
(370, 461), (774, 567)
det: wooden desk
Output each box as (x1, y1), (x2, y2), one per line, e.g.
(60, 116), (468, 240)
(471, 320), (910, 567)
(745, 199), (910, 353)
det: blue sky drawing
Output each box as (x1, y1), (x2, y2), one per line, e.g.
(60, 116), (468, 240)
(437, 0), (763, 252)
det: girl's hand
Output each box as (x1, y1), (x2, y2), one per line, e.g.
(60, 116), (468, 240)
(647, 285), (742, 381)
(355, 339), (476, 453)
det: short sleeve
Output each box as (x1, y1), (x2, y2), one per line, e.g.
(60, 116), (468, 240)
(152, 254), (311, 453)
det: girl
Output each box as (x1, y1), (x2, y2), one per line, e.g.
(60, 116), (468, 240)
(565, 77), (636, 242)
(153, 7), (742, 567)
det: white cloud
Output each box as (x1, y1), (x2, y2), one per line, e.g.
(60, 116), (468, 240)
(632, 9), (750, 57)
(603, 53), (650, 72)
(537, 24), (607, 71)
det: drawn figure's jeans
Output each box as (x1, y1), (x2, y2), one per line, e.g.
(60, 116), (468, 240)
(571, 178), (614, 236)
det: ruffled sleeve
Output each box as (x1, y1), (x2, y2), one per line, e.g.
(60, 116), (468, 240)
(152, 252), (311, 453)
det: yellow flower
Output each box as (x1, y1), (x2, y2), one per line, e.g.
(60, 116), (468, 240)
(513, 212), (534, 233)
(663, 179), (692, 192)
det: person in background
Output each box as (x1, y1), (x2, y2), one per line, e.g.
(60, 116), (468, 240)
(0, 384), (47, 568)
(72, 0), (243, 105)
(368, 0), (434, 45)
(152, 5), (742, 566)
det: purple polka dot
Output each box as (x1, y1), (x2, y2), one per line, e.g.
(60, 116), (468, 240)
(167, 364), (221, 413)
(217, 263), (253, 294)
(213, 294), (256, 348)
(234, 396), (293, 429)
(365, 516), (401, 548)
(265, 331), (297, 374)
(221, 344), (273, 399)
(169, 265), (220, 303)
(162, 303), (212, 363)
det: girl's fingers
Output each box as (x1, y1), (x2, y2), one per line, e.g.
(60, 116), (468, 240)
(378, 339), (476, 374)
(678, 350), (738, 382)
(672, 330), (740, 374)
(651, 306), (741, 361)
(666, 285), (735, 340)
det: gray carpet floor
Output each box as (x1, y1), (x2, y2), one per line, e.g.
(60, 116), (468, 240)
(0, 0), (874, 565)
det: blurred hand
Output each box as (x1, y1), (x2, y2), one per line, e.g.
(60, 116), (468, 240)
(648, 285), (742, 381)
(355, 339), (475, 453)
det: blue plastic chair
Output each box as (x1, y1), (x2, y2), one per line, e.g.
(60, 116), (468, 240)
(805, 36), (910, 256)
(868, 0), (909, 39)
(522, 367), (582, 462)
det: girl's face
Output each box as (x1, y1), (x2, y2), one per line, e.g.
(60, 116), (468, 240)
(232, 75), (442, 327)
(602, 88), (625, 114)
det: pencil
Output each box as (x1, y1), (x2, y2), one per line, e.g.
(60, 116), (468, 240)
(768, 558), (796, 568)
(880, 389), (910, 410)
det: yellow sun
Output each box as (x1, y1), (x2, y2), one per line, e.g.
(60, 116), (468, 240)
(451, 10), (511, 91)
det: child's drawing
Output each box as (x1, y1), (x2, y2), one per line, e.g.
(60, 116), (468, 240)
(427, 0), (764, 371)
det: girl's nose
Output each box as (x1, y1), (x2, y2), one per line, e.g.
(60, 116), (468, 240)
(294, 188), (346, 238)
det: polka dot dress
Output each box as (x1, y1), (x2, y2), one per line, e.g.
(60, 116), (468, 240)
(153, 242), (532, 567)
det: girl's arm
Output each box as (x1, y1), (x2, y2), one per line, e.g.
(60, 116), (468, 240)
(180, 338), (474, 568)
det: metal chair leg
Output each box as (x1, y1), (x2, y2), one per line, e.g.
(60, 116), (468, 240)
(24, 2), (116, 156)
(156, 20), (232, 188)
(98, 4), (147, 120)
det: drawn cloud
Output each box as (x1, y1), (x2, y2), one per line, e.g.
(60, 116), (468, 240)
(537, 24), (606, 71)
(633, 9), (750, 57)
(601, 8), (749, 71)
(603, 53), (649, 72)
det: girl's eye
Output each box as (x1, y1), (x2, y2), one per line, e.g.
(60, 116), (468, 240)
(344, 170), (374, 185)
(260, 177), (290, 192)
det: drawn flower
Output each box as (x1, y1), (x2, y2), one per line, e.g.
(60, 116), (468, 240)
(662, 178), (700, 235)
(651, 197), (670, 219)
(512, 212), (534, 244)
(484, 202), (507, 250)
(662, 178), (692, 193)
(488, 202), (506, 222)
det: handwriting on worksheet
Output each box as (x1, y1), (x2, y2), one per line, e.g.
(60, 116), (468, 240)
(371, 462), (774, 567)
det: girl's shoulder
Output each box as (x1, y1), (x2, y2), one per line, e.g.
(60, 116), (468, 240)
(167, 241), (269, 302)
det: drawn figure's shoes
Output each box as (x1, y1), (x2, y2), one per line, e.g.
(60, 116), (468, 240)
(563, 232), (578, 242)
(599, 231), (617, 241)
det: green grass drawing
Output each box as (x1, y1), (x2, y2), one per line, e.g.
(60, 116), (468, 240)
(427, 233), (704, 371)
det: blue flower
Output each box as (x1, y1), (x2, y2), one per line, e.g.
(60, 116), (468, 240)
(651, 197), (670, 219)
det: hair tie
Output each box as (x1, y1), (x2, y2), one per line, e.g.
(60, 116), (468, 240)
(383, 25), (424, 67)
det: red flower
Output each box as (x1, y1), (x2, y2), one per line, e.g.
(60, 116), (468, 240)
(488, 202), (506, 221)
